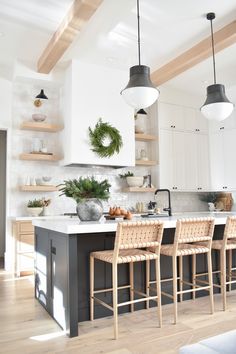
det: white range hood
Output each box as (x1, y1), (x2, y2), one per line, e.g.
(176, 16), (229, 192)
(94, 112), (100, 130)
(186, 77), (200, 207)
(60, 60), (135, 168)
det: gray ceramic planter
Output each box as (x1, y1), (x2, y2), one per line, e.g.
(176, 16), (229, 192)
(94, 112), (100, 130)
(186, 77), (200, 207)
(76, 198), (103, 221)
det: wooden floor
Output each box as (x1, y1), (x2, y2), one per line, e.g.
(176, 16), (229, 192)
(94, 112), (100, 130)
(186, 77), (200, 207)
(1, 267), (236, 354)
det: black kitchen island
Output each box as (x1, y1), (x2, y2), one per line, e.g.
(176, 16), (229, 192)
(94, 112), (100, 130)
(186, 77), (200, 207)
(33, 213), (236, 337)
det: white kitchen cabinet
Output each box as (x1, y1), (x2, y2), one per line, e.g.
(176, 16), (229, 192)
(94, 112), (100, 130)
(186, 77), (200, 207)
(184, 108), (208, 133)
(209, 129), (236, 191)
(209, 110), (236, 132)
(158, 102), (185, 130)
(159, 129), (210, 191)
(159, 130), (186, 191)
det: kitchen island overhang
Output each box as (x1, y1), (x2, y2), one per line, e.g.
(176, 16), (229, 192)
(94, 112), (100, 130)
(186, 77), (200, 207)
(33, 212), (236, 337)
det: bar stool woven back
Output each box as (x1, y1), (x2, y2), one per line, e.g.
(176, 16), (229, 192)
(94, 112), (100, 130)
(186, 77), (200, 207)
(90, 220), (164, 339)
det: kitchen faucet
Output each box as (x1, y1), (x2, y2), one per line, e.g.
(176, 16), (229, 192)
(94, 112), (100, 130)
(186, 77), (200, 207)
(154, 189), (172, 216)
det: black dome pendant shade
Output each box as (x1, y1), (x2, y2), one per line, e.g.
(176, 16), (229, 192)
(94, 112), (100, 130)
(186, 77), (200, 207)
(121, 0), (159, 109)
(200, 12), (234, 121)
(35, 89), (48, 100)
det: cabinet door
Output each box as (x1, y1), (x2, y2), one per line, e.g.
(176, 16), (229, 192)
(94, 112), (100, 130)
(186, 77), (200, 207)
(158, 102), (184, 130)
(50, 234), (68, 329)
(172, 131), (186, 190)
(197, 134), (210, 191)
(159, 129), (174, 189)
(35, 229), (49, 308)
(223, 129), (236, 190)
(196, 110), (208, 132)
(185, 133), (198, 190)
(209, 132), (224, 190)
(183, 107), (196, 132)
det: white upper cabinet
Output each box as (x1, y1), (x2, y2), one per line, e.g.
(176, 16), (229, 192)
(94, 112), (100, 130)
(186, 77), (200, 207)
(61, 61), (135, 167)
(158, 102), (185, 130)
(209, 110), (236, 132)
(209, 128), (236, 191)
(158, 101), (210, 191)
(184, 108), (208, 132)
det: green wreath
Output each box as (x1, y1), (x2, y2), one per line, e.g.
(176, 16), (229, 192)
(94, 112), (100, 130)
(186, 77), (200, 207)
(88, 118), (123, 158)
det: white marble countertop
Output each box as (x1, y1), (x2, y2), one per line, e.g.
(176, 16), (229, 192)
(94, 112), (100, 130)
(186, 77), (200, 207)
(9, 215), (73, 221)
(32, 211), (236, 235)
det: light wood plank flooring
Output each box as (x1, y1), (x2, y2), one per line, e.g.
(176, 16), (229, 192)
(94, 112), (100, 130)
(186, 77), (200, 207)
(0, 267), (236, 354)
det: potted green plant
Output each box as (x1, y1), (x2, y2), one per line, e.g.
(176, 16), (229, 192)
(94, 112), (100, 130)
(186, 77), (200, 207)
(58, 177), (111, 221)
(27, 199), (44, 216)
(119, 171), (143, 187)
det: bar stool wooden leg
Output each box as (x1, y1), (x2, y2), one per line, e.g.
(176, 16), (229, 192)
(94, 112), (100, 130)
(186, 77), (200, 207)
(112, 263), (118, 339)
(220, 250), (227, 311)
(192, 254), (196, 300)
(179, 256), (183, 302)
(228, 249), (232, 292)
(155, 258), (162, 327)
(172, 256), (178, 324)
(207, 252), (214, 314)
(129, 262), (134, 312)
(90, 255), (94, 321)
(146, 259), (150, 310)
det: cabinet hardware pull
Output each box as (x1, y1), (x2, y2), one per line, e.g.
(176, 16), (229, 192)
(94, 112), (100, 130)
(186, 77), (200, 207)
(51, 246), (56, 255)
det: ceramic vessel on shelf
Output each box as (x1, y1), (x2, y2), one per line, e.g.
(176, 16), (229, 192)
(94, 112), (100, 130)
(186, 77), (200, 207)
(126, 176), (143, 187)
(41, 176), (52, 185)
(208, 202), (215, 212)
(76, 198), (103, 221)
(32, 114), (46, 122)
(27, 207), (43, 217)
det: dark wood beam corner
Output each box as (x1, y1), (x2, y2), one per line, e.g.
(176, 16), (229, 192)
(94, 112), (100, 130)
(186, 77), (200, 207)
(37, 0), (104, 74)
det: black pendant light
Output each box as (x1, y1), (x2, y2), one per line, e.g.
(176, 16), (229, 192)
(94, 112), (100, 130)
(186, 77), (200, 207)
(200, 13), (234, 121)
(121, 0), (159, 109)
(35, 89), (48, 100)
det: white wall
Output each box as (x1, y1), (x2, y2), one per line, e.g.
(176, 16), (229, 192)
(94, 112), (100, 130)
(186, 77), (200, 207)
(0, 131), (6, 257)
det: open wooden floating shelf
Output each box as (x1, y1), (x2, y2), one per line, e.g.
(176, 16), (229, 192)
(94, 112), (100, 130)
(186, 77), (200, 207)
(20, 185), (59, 192)
(123, 187), (156, 193)
(19, 153), (61, 161)
(135, 133), (157, 141)
(20, 121), (63, 132)
(135, 160), (157, 166)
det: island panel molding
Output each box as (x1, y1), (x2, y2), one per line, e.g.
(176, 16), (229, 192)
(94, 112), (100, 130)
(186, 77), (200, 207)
(37, 0), (104, 73)
(151, 20), (236, 86)
(20, 121), (63, 132)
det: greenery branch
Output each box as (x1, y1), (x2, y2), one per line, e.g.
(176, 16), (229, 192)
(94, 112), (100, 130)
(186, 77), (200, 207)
(58, 177), (111, 203)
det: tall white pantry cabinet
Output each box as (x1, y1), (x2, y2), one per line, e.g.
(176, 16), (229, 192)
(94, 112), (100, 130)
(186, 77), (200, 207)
(158, 102), (210, 192)
(158, 101), (236, 192)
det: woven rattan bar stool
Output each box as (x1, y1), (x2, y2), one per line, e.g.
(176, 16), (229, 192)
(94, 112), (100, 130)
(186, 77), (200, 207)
(194, 216), (236, 311)
(150, 217), (215, 324)
(90, 220), (164, 339)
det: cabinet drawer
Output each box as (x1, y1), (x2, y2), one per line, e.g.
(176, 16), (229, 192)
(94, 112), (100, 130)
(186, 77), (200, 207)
(18, 234), (34, 252)
(19, 222), (34, 234)
(19, 253), (34, 271)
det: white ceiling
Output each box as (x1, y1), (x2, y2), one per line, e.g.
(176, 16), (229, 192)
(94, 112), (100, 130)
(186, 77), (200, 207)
(0, 0), (235, 97)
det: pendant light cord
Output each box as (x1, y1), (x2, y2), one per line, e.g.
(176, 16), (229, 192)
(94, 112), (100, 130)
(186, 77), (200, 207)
(210, 18), (217, 84)
(137, 0), (141, 65)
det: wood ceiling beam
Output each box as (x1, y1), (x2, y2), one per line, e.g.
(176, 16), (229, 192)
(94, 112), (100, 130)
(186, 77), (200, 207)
(151, 20), (236, 87)
(37, 0), (103, 74)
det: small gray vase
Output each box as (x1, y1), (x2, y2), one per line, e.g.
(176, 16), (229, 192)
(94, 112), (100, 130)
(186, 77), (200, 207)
(76, 198), (103, 221)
